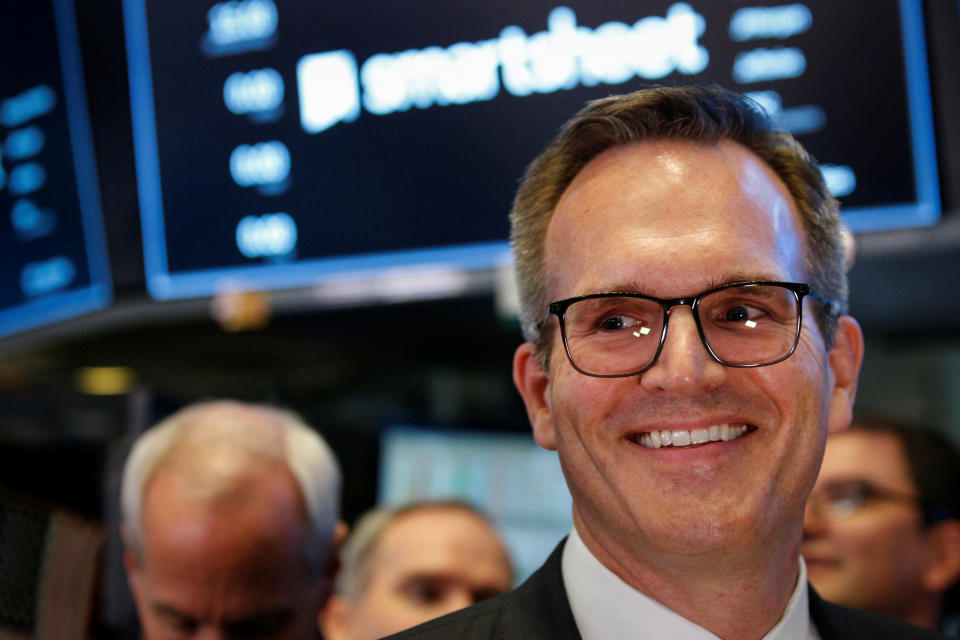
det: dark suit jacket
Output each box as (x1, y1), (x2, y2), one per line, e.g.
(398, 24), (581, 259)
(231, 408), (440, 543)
(385, 540), (948, 639)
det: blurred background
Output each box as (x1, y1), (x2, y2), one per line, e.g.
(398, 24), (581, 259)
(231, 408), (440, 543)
(1, 0), (958, 637)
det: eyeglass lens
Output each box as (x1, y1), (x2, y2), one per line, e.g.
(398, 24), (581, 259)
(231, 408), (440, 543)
(561, 284), (801, 376)
(811, 479), (921, 519)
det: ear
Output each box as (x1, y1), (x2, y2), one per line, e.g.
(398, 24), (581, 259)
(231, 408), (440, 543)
(318, 594), (355, 640)
(825, 315), (865, 435)
(120, 525), (143, 596)
(921, 520), (960, 594)
(513, 343), (556, 451)
(123, 547), (144, 604)
(319, 521), (349, 606)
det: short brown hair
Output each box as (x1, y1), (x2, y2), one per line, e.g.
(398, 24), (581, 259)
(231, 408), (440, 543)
(848, 417), (960, 525)
(510, 85), (846, 367)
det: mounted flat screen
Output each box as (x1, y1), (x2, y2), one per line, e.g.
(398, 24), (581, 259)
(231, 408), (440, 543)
(123, 0), (939, 300)
(0, 0), (111, 337)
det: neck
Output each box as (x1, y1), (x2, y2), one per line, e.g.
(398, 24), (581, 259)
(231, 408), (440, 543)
(574, 512), (802, 640)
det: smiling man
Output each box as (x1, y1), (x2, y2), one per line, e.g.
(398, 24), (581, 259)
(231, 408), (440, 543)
(387, 86), (948, 639)
(120, 400), (344, 640)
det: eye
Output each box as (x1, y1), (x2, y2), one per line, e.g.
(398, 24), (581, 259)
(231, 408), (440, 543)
(828, 494), (865, 517)
(401, 578), (446, 605)
(703, 286), (797, 326)
(725, 305), (750, 322)
(564, 296), (660, 339)
(159, 612), (198, 637)
(718, 302), (770, 324)
(599, 314), (639, 331)
(822, 481), (870, 517)
(471, 587), (505, 603)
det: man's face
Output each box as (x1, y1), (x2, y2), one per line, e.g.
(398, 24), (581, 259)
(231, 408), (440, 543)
(322, 508), (513, 640)
(125, 467), (325, 640)
(514, 140), (862, 570)
(803, 430), (933, 619)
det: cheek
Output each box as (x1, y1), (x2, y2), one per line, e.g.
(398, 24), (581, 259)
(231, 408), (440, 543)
(835, 518), (918, 565)
(361, 584), (428, 621)
(551, 369), (625, 426)
(834, 524), (882, 558)
(754, 344), (832, 437)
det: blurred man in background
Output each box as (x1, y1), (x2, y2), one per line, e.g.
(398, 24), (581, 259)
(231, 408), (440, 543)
(120, 399), (344, 640)
(320, 501), (513, 640)
(804, 417), (960, 632)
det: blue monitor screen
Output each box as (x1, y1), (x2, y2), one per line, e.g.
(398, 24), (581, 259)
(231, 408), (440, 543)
(0, 0), (111, 338)
(123, 0), (939, 301)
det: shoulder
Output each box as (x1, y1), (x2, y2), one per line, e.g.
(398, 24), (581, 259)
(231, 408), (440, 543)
(812, 589), (950, 639)
(382, 590), (516, 639)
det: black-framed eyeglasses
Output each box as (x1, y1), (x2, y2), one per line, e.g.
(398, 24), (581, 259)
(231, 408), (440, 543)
(807, 479), (922, 520)
(807, 478), (952, 525)
(542, 281), (836, 378)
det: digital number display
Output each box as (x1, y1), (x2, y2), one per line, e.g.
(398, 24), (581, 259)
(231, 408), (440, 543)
(0, 0), (111, 337)
(124, 0), (939, 300)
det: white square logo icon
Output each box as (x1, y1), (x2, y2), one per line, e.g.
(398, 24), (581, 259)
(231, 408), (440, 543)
(297, 50), (360, 134)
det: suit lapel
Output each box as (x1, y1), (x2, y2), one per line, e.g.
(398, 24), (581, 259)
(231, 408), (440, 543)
(808, 585), (847, 640)
(499, 540), (582, 639)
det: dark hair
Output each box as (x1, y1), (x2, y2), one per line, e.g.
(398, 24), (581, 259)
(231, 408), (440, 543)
(850, 417), (960, 524)
(510, 85), (846, 368)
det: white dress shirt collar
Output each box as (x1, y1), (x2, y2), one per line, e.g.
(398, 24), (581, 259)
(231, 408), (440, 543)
(561, 527), (820, 640)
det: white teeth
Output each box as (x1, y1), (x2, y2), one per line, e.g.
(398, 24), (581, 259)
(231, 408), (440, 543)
(634, 424), (750, 449)
(649, 430), (661, 448)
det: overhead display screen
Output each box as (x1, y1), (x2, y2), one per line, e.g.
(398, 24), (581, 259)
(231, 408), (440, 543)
(0, 0), (111, 337)
(124, 0), (939, 300)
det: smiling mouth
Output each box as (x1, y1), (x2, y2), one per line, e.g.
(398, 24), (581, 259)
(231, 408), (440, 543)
(630, 424), (753, 449)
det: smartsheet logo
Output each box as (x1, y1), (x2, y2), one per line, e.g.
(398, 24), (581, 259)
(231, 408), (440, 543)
(297, 4), (708, 134)
(297, 51), (361, 134)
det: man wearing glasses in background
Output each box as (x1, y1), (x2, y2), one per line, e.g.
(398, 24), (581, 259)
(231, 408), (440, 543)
(389, 85), (947, 639)
(805, 418), (960, 633)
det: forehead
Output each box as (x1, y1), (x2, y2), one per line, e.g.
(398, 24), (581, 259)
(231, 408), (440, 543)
(372, 509), (508, 573)
(545, 139), (807, 297)
(140, 467), (312, 582)
(819, 431), (914, 489)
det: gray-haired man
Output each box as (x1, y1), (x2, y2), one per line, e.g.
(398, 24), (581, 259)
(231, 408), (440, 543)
(121, 399), (344, 640)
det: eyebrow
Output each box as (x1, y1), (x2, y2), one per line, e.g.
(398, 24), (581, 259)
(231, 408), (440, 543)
(597, 273), (783, 297)
(151, 601), (295, 631)
(153, 602), (192, 619)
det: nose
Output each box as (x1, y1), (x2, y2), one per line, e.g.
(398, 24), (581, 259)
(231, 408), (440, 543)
(194, 628), (224, 640)
(639, 306), (727, 394)
(803, 497), (828, 540)
(438, 589), (476, 617)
